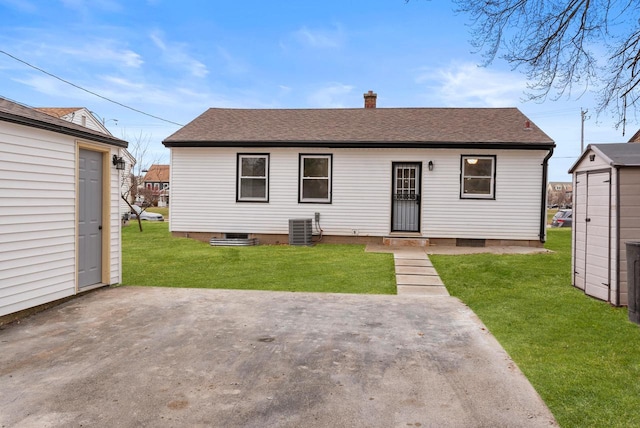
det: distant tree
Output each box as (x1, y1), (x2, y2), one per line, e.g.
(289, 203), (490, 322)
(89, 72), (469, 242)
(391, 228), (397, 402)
(137, 186), (160, 208)
(120, 131), (161, 231)
(448, 1), (640, 133)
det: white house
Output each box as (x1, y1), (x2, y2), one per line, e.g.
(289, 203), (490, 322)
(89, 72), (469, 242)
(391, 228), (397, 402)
(569, 143), (640, 306)
(162, 91), (555, 247)
(0, 97), (129, 319)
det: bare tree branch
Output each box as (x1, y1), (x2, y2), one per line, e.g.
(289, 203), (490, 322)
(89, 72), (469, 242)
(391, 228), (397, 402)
(448, 0), (640, 131)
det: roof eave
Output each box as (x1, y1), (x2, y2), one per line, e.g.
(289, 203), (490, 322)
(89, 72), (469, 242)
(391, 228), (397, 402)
(162, 139), (555, 150)
(0, 112), (128, 148)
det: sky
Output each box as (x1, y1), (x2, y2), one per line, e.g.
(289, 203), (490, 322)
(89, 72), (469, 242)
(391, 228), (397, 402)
(0, 0), (633, 181)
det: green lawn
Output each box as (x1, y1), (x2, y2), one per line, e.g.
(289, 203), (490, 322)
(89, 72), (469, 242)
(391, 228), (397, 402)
(122, 222), (396, 294)
(431, 228), (640, 428)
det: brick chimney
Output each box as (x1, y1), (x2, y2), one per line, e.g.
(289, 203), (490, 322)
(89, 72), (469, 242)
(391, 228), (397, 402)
(364, 90), (377, 109)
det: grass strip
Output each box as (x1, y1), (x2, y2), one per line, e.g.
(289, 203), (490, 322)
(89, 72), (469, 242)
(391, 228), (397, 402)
(122, 222), (396, 295)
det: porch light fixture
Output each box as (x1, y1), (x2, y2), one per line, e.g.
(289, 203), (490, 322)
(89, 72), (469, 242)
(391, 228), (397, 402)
(428, 160), (434, 171)
(112, 154), (126, 170)
(466, 158), (478, 165)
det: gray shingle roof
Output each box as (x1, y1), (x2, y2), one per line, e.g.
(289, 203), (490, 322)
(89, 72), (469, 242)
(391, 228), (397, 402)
(163, 107), (554, 149)
(592, 143), (640, 167)
(0, 97), (127, 147)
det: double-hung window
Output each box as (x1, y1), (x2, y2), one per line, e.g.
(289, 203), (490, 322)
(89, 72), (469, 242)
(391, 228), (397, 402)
(237, 154), (269, 202)
(460, 155), (495, 199)
(299, 154), (332, 203)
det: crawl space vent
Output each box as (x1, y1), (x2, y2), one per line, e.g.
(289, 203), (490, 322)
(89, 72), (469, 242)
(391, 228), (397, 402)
(289, 218), (313, 246)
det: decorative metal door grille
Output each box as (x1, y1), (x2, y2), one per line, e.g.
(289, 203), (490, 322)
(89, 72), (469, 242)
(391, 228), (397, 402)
(392, 163), (421, 232)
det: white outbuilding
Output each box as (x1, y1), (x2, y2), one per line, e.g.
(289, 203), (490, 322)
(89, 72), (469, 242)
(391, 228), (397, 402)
(569, 143), (640, 306)
(0, 97), (129, 319)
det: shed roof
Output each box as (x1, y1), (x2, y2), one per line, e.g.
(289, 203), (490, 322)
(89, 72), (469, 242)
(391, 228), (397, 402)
(0, 97), (127, 147)
(163, 107), (554, 150)
(569, 143), (640, 172)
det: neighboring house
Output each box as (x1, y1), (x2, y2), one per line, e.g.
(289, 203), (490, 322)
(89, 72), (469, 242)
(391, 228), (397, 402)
(142, 164), (170, 207)
(547, 181), (573, 207)
(569, 143), (640, 306)
(36, 106), (136, 215)
(0, 97), (129, 319)
(162, 91), (555, 247)
(34, 106), (113, 135)
(628, 129), (640, 143)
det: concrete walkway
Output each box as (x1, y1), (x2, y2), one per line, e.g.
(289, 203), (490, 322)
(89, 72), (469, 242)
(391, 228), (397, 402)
(365, 246), (449, 297)
(367, 244), (549, 297)
(394, 249), (450, 297)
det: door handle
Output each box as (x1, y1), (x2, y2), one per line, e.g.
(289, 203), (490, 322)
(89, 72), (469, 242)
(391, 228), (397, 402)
(98, 225), (102, 230)
(585, 218), (591, 222)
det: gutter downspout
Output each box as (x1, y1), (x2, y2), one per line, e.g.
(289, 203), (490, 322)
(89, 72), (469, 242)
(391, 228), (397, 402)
(616, 166), (621, 306)
(540, 147), (555, 243)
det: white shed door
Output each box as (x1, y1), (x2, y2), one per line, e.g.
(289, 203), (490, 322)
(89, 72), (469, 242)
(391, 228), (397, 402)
(575, 171), (611, 301)
(573, 174), (587, 290)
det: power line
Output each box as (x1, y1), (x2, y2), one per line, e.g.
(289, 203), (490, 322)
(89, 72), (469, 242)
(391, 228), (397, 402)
(0, 49), (184, 127)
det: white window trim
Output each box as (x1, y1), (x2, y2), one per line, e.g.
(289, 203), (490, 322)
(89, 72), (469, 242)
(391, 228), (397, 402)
(237, 154), (269, 202)
(460, 155), (496, 199)
(299, 154), (332, 204)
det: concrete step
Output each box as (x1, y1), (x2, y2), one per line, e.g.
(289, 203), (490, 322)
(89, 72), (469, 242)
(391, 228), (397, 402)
(383, 237), (430, 247)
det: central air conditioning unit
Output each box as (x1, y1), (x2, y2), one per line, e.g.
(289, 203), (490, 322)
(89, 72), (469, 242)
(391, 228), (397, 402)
(289, 218), (313, 246)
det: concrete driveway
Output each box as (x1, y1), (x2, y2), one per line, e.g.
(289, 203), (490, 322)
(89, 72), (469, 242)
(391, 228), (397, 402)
(0, 287), (556, 427)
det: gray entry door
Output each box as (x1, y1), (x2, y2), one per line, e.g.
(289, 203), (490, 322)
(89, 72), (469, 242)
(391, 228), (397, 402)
(78, 149), (103, 288)
(392, 163), (421, 232)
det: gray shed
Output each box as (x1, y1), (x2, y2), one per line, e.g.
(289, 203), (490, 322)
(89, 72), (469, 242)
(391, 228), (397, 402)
(569, 143), (640, 306)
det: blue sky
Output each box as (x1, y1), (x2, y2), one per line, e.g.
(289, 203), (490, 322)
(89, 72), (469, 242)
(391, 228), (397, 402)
(0, 0), (631, 181)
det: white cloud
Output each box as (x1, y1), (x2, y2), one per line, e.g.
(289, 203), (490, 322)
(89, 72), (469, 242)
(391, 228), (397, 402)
(149, 30), (208, 78)
(293, 25), (344, 49)
(307, 83), (354, 108)
(59, 41), (143, 68)
(99, 75), (145, 90)
(12, 75), (70, 98)
(415, 62), (527, 107)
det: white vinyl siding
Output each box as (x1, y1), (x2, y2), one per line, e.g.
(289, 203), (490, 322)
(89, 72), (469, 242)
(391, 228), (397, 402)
(0, 122), (122, 317)
(169, 147), (545, 241)
(0, 126), (75, 317)
(109, 152), (124, 284)
(425, 150), (543, 240)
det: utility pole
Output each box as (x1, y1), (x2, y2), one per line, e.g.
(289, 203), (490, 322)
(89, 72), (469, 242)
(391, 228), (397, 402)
(580, 108), (590, 153)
